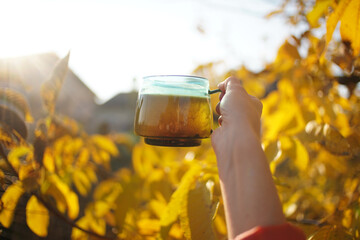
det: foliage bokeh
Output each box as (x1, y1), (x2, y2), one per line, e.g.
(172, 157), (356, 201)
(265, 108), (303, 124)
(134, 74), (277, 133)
(0, 0), (360, 239)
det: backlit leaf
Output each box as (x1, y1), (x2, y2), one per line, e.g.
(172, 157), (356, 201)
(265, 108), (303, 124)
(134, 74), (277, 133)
(0, 182), (24, 228)
(321, 124), (350, 155)
(91, 135), (119, 156)
(26, 195), (49, 237)
(132, 143), (158, 178)
(339, 0), (360, 55)
(71, 216), (90, 240)
(0, 169), (4, 184)
(43, 148), (55, 172)
(137, 218), (160, 236)
(0, 105), (27, 139)
(160, 165), (201, 239)
(0, 87), (33, 122)
(73, 169), (91, 196)
(45, 174), (79, 219)
(8, 146), (32, 171)
(293, 139), (309, 171)
(19, 164), (40, 192)
(309, 225), (353, 240)
(326, 0), (352, 45)
(89, 217), (106, 235)
(279, 137), (309, 171)
(180, 181), (216, 240)
(307, 0), (333, 28)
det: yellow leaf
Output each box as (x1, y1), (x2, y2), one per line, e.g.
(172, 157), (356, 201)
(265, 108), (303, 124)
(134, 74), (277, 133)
(293, 139), (309, 171)
(84, 167), (98, 183)
(66, 190), (79, 220)
(243, 80), (265, 98)
(132, 144), (157, 178)
(91, 135), (119, 156)
(76, 148), (89, 167)
(0, 169), (4, 185)
(279, 137), (309, 171)
(274, 40), (301, 71)
(8, 146), (32, 171)
(149, 200), (167, 219)
(71, 216), (89, 240)
(339, 0), (360, 55)
(43, 148), (55, 172)
(93, 179), (122, 203)
(307, 0), (333, 28)
(180, 182), (216, 240)
(45, 174), (79, 219)
(90, 217), (106, 236)
(0, 182), (24, 228)
(322, 123), (351, 155)
(160, 165), (201, 239)
(0, 87), (33, 122)
(26, 195), (49, 237)
(73, 169), (91, 196)
(326, 0), (352, 44)
(114, 186), (135, 233)
(169, 223), (183, 239)
(137, 218), (160, 236)
(19, 164), (40, 192)
(309, 225), (353, 240)
(85, 201), (112, 220)
(264, 140), (280, 163)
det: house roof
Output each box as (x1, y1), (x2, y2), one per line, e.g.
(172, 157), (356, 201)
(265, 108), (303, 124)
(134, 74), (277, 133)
(100, 91), (138, 109)
(0, 52), (97, 98)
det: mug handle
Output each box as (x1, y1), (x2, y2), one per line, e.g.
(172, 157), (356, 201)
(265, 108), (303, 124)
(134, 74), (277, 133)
(208, 89), (221, 94)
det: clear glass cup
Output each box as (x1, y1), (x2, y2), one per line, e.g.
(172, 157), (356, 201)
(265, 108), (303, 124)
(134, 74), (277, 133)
(134, 75), (213, 147)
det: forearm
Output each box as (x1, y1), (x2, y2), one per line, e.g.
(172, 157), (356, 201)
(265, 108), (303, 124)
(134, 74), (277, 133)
(215, 128), (285, 238)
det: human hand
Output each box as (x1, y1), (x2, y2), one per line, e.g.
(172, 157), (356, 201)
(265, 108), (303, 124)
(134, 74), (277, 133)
(211, 77), (263, 158)
(211, 77), (285, 238)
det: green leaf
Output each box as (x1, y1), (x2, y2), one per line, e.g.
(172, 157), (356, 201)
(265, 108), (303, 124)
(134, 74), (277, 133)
(26, 195), (49, 237)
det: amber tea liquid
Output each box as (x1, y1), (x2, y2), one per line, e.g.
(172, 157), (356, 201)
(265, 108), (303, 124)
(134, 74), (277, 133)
(134, 94), (212, 146)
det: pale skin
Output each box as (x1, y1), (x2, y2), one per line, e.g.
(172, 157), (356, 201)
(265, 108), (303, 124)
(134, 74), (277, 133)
(211, 77), (286, 239)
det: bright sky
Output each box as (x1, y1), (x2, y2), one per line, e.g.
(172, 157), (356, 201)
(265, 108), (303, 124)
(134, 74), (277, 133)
(0, 0), (291, 102)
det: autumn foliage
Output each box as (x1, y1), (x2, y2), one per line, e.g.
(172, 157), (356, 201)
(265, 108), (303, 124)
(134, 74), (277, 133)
(0, 0), (360, 239)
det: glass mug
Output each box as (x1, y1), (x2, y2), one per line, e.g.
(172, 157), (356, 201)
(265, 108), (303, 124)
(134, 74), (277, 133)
(134, 75), (219, 147)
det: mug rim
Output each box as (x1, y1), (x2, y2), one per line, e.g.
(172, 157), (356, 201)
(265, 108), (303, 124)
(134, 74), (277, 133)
(143, 75), (208, 81)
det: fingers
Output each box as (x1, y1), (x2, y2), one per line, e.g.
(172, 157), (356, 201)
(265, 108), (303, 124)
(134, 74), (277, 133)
(215, 77), (263, 126)
(249, 95), (263, 116)
(217, 76), (242, 93)
(218, 115), (223, 126)
(216, 102), (221, 115)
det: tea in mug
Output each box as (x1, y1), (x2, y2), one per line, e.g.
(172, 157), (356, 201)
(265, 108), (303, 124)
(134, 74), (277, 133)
(134, 94), (212, 146)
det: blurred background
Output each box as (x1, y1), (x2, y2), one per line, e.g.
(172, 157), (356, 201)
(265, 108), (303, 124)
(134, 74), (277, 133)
(2, 1), (360, 239)
(0, 0), (290, 100)
(0, 0), (293, 134)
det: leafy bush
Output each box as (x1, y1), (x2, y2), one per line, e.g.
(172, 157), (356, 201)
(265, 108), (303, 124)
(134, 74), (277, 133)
(0, 0), (360, 239)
